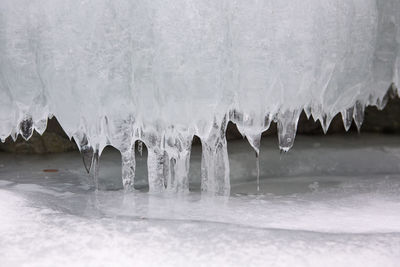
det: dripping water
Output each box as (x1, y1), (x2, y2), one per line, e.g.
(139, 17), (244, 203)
(255, 151), (260, 192)
(247, 134), (261, 193)
(91, 147), (100, 190)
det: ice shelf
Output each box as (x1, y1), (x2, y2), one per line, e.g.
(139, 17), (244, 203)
(0, 0), (399, 194)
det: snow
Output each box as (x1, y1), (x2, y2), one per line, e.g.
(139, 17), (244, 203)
(1, 135), (400, 266)
(0, 1), (400, 193)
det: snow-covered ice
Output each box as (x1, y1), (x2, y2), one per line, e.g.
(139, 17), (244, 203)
(1, 135), (400, 267)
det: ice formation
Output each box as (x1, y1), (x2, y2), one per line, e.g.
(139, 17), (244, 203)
(0, 0), (399, 194)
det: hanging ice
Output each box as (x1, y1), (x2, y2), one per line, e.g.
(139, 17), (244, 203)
(0, 0), (399, 194)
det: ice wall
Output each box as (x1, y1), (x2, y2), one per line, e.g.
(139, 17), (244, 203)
(0, 0), (399, 194)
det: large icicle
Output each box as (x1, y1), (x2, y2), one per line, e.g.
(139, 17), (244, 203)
(121, 147), (135, 190)
(143, 131), (169, 193)
(108, 117), (136, 190)
(165, 131), (193, 193)
(200, 115), (230, 195)
(277, 110), (301, 152)
(147, 148), (168, 193)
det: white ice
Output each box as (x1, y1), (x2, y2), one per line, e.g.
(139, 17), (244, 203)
(1, 1), (400, 194)
(1, 135), (400, 266)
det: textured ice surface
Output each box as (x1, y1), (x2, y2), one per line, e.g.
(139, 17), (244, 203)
(1, 135), (400, 266)
(1, 1), (400, 193)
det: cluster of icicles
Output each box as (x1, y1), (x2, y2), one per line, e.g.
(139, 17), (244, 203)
(5, 85), (398, 195)
(1, 0), (400, 194)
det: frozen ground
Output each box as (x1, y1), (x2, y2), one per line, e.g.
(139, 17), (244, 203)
(1, 134), (400, 267)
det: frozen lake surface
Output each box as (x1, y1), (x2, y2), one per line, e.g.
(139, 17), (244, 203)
(1, 134), (400, 267)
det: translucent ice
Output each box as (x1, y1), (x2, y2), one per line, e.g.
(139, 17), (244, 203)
(0, 0), (399, 194)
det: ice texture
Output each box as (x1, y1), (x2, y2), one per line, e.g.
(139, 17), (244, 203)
(0, 1), (399, 194)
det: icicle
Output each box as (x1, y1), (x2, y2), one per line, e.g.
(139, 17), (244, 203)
(246, 133), (261, 192)
(34, 118), (48, 136)
(353, 101), (365, 132)
(201, 141), (230, 195)
(167, 150), (191, 193)
(147, 148), (167, 193)
(232, 109), (263, 192)
(341, 107), (354, 131)
(304, 106), (312, 119)
(246, 133), (261, 156)
(164, 131), (193, 193)
(201, 115), (230, 195)
(175, 151), (191, 192)
(167, 156), (176, 190)
(107, 117), (136, 190)
(277, 110), (300, 152)
(163, 150), (170, 189)
(91, 147), (100, 190)
(19, 116), (34, 141)
(29, 91), (49, 135)
(121, 146), (135, 191)
(76, 134), (94, 174)
(10, 128), (17, 142)
(138, 140), (143, 156)
(320, 114), (333, 134)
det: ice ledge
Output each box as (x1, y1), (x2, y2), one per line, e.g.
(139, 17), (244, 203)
(1, 83), (398, 195)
